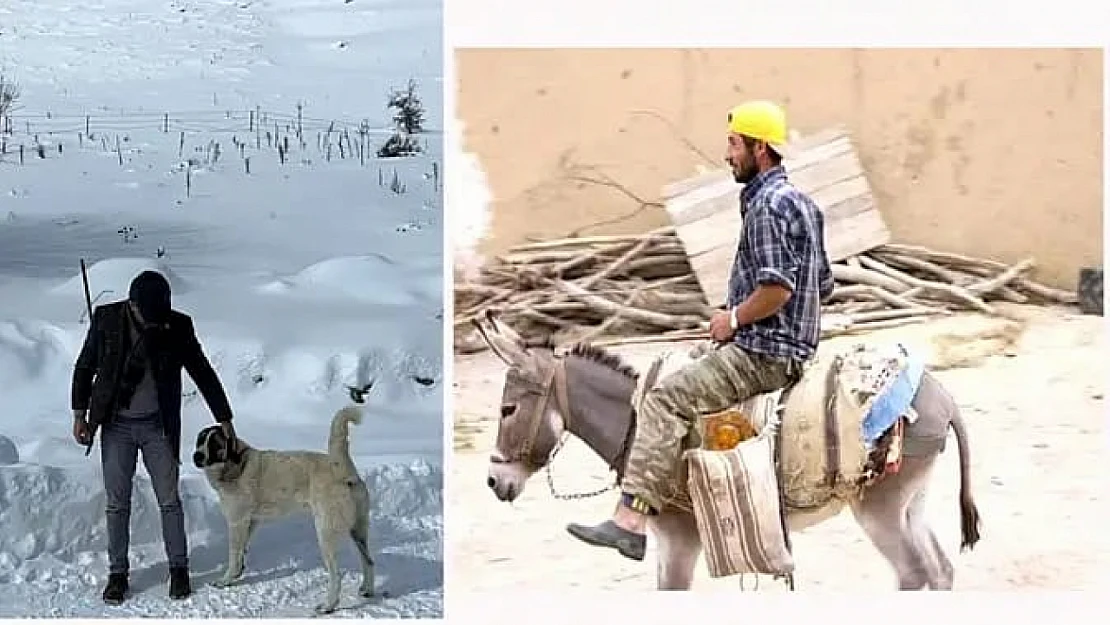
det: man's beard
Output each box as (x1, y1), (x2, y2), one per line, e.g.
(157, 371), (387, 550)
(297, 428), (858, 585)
(731, 155), (758, 184)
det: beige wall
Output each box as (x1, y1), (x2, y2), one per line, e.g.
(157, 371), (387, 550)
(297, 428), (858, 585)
(456, 48), (1103, 289)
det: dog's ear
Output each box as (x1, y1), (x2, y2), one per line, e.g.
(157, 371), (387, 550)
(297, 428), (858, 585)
(195, 427), (213, 449)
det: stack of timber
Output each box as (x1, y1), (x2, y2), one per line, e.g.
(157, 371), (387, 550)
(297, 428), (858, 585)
(454, 126), (1077, 354)
(454, 227), (711, 352)
(818, 245), (1075, 335)
(452, 232), (1076, 353)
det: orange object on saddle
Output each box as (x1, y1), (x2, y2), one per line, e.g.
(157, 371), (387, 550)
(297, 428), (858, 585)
(702, 409), (760, 451)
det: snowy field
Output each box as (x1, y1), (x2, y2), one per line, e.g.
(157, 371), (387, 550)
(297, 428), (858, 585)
(0, 0), (443, 618)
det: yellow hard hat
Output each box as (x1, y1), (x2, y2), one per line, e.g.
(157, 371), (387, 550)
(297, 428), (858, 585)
(726, 100), (788, 149)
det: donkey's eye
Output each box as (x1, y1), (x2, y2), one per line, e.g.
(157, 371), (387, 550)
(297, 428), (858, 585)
(500, 404), (517, 419)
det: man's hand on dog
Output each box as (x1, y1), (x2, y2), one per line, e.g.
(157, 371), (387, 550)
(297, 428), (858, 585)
(220, 421), (236, 444)
(72, 410), (92, 446)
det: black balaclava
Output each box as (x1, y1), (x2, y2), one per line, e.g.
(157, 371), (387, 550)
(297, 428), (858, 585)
(128, 271), (172, 325)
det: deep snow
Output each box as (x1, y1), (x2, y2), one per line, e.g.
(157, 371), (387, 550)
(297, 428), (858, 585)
(0, 0), (443, 617)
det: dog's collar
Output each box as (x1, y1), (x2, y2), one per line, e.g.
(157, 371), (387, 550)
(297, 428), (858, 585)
(217, 447), (251, 483)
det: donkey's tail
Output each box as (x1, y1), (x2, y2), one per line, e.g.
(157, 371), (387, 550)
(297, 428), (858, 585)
(949, 405), (981, 552)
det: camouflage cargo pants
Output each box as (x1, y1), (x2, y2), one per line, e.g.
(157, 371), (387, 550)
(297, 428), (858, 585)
(621, 343), (799, 513)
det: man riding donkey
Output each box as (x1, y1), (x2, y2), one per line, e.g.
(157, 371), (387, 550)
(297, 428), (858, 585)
(566, 100), (835, 562)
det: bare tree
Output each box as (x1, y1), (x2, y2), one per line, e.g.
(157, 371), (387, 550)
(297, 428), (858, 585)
(0, 73), (19, 135)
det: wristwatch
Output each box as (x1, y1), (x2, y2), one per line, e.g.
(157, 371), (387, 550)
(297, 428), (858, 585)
(728, 306), (739, 331)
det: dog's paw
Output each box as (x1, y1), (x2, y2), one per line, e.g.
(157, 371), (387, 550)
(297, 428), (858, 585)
(314, 602), (338, 615)
(360, 587), (388, 600)
(210, 577), (236, 589)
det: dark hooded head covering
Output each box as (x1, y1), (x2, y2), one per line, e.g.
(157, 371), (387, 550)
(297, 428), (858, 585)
(129, 270), (172, 325)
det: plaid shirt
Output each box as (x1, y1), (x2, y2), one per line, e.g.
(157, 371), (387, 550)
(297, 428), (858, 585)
(725, 165), (834, 362)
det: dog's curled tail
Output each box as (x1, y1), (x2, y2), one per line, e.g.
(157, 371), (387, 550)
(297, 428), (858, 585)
(328, 405), (363, 462)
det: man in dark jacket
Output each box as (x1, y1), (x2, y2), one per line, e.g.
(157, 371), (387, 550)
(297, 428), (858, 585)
(71, 270), (235, 605)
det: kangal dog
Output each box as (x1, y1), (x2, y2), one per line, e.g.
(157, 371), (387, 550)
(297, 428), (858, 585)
(193, 385), (375, 614)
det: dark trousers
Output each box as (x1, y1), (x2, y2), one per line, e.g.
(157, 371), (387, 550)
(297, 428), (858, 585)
(100, 414), (188, 575)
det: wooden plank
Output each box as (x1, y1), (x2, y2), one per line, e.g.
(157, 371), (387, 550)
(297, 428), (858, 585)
(782, 125), (850, 153)
(781, 136), (853, 176)
(674, 178), (878, 263)
(662, 125), (891, 306)
(687, 236), (735, 297)
(787, 150), (862, 196)
(809, 175), (871, 208)
(824, 194), (876, 222)
(679, 208), (739, 258)
(666, 144), (861, 228)
(680, 208), (890, 306)
(826, 210), (890, 261)
(666, 177), (741, 227)
(661, 129), (852, 200)
(689, 255), (732, 306)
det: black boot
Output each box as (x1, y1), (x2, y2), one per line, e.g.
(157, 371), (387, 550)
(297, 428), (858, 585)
(566, 520), (647, 561)
(168, 567), (192, 600)
(102, 573), (129, 605)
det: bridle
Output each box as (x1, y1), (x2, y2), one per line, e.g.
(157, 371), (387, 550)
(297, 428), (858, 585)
(492, 352), (572, 469)
(493, 350), (622, 501)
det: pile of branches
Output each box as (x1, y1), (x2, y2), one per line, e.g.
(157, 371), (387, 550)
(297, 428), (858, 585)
(455, 227), (709, 352)
(820, 243), (1076, 336)
(454, 231), (1078, 353)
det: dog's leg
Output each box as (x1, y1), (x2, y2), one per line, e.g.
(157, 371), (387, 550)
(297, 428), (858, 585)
(350, 517), (375, 598)
(314, 515), (343, 614)
(214, 517), (254, 587)
(350, 482), (375, 598)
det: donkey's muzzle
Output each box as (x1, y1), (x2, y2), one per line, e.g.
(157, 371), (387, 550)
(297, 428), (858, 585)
(487, 475), (517, 502)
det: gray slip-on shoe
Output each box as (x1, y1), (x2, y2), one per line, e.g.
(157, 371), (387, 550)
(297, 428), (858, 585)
(566, 520), (646, 561)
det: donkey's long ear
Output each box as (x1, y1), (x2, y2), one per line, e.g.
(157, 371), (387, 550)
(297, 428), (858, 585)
(485, 309), (530, 348)
(472, 312), (526, 366)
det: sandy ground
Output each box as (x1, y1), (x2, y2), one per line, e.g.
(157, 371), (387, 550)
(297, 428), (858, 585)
(449, 306), (1107, 591)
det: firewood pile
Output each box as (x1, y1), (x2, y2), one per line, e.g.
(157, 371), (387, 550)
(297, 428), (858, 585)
(453, 229), (1078, 354)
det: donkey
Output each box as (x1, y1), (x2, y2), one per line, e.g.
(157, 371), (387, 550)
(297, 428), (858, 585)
(472, 311), (982, 591)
